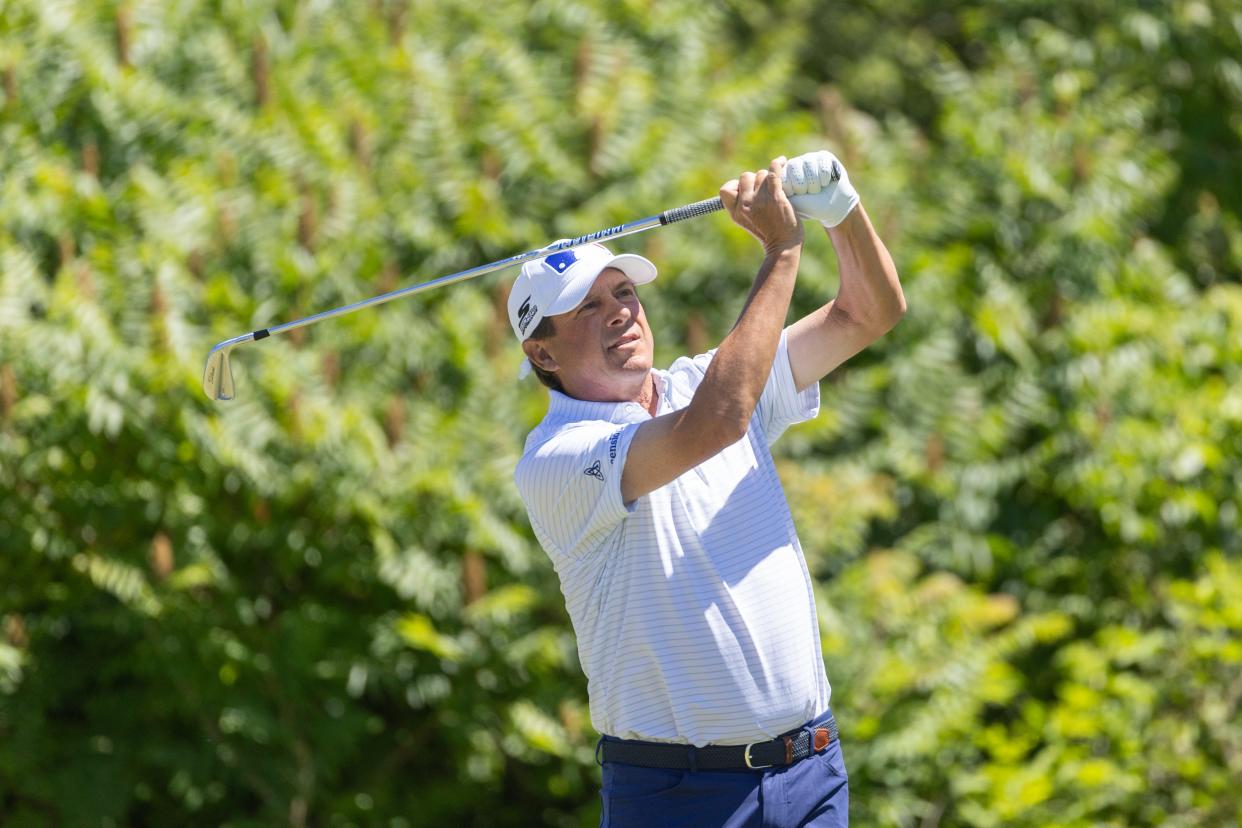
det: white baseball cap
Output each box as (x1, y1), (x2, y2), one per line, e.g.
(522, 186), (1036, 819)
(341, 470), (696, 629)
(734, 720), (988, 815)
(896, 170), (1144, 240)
(507, 241), (658, 343)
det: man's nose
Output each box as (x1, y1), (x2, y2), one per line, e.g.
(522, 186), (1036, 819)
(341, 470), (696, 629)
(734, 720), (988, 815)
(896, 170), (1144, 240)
(606, 298), (631, 325)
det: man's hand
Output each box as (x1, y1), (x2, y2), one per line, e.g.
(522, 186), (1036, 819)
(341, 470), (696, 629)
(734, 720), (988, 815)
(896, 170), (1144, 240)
(719, 157), (804, 256)
(781, 150), (859, 228)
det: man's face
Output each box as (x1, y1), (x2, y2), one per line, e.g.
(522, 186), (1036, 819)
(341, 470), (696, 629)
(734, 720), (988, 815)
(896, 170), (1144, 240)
(529, 267), (655, 401)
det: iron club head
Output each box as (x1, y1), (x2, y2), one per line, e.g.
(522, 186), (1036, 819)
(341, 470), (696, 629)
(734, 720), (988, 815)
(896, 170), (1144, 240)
(203, 344), (236, 401)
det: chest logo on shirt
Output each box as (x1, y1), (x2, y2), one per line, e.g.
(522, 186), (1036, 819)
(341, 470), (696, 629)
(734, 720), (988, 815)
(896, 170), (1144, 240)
(583, 460), (604, 481)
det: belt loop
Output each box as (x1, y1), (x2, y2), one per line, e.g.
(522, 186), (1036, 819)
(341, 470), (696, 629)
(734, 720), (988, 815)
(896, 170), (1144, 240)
(687, 744), (698, 774)
(595, 737), (605, 767)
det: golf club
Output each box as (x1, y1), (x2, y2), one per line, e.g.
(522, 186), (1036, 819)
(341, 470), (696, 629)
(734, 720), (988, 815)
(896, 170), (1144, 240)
(203, 195), (725, 401)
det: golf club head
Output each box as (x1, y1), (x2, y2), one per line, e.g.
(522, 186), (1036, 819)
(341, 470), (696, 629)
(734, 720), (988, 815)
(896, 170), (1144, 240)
(203, 344), (236, 401)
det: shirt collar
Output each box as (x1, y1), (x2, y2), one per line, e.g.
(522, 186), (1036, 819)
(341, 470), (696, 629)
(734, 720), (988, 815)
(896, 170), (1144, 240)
(547, 371), (667, 423)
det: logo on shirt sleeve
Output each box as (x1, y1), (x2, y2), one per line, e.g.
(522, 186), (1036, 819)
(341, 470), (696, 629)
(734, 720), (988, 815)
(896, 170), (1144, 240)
(583, 460), (604, 481)
(608, 430), (621, 465)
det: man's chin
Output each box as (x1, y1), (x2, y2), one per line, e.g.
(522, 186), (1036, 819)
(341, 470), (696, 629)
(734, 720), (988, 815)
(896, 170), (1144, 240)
(615, 353), (653, 374)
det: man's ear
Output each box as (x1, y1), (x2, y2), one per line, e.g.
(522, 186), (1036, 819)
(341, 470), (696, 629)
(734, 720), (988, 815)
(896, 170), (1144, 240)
(522, 339), (559, 373)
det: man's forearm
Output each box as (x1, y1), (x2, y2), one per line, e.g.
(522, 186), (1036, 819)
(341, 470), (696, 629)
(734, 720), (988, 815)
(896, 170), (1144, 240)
(825, 206), (905, 332)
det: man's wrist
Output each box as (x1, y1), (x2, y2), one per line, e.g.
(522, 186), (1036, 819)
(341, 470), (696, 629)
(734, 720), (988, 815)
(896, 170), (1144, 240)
(824, 203), (865, 240)
(818, 194), (860, 229)
(762, 239), (803, 260)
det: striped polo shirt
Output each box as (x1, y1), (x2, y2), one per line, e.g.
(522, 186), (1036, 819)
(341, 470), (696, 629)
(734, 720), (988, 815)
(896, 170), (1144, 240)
(514, 331), (831, 746)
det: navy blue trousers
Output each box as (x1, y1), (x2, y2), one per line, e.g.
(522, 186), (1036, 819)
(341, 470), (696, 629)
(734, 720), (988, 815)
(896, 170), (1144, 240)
(598, 709), (848, 828)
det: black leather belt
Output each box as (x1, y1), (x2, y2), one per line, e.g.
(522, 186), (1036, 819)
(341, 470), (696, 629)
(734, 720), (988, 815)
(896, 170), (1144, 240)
(599, 715), (838, 771)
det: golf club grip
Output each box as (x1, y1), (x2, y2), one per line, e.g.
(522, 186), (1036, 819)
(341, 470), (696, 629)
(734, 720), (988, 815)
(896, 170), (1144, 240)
(660, 196), (724, 225)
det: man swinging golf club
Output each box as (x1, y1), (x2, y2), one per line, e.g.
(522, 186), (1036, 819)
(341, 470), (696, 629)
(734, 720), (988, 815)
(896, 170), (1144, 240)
(509, 150), (905, 827)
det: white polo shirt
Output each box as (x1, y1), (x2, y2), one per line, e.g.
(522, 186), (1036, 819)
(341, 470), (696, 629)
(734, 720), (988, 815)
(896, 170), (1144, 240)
(514, 331), (831, 746)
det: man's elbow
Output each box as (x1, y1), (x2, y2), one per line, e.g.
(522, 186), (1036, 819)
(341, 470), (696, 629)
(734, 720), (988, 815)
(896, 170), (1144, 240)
(875, 292), (908, 334)
(695, 404), (753, 456)
(846, 292), (907, 339)
(701, 412), (750, 452)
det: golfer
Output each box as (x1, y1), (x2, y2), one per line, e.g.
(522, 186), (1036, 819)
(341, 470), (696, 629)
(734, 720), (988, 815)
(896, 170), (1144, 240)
(507, 151), (904, 827)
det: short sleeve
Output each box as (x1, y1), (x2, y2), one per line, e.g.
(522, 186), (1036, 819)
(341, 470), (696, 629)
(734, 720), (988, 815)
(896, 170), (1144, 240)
(514, 421), (641, 560)
(754, 329), (820, 445)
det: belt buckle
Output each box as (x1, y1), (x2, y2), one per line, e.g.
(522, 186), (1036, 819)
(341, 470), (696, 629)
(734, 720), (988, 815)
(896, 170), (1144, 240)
(743, 741), (772, 770)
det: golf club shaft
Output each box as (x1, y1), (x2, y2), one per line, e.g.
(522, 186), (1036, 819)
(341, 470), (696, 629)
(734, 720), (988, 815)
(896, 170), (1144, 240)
(246, 197), (717, 344)
(204, 195), (724, 399)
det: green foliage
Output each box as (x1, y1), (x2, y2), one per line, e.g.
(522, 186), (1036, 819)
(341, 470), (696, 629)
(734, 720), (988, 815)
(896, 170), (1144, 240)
(1, 0), (1239, 826)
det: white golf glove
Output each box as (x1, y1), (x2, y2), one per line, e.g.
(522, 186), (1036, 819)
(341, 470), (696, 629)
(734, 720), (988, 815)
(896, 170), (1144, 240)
(782, 150), (859, 228)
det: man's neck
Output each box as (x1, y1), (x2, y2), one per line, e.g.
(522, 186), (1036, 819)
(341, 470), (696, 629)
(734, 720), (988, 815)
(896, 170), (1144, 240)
(560, 371), (658, 416)
(636, 373), (658, 416)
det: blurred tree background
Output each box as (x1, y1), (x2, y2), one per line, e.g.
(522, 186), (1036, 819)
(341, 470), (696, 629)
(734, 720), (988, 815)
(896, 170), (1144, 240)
(1, 0), (1240, 825)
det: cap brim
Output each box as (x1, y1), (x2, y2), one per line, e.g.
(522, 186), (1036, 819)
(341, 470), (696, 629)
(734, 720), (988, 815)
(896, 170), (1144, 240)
(605, 253), (658, 286)
(544, 253), (659, 317)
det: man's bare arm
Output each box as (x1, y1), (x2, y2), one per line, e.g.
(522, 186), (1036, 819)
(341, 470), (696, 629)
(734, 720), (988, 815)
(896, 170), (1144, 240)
(773, 151), (905, 390)
(787, 204), (905, 391)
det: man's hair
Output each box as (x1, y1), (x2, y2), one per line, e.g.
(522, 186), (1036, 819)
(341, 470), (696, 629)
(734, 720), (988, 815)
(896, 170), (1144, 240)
(527, 316), (562, 391)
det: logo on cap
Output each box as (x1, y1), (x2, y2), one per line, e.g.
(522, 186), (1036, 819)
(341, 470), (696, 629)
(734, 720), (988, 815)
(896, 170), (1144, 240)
(517, 296), (538, 335)
(545, 250), (578, 273)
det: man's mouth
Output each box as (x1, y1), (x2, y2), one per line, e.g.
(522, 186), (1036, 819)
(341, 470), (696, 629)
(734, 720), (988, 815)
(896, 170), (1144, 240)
(610, 333), (641, 350)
